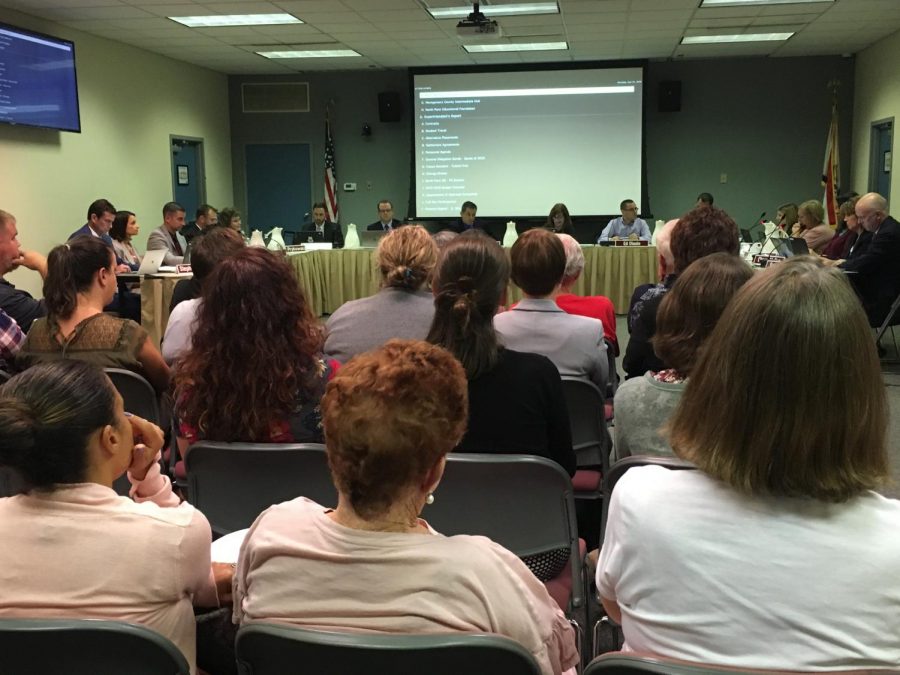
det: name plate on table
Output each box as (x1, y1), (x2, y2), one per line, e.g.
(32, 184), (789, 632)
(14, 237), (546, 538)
(176, 264), (192, 273)
(613, 240), (648, 247)
(285, 243), (333, 255)
(752, 253), (785, 268)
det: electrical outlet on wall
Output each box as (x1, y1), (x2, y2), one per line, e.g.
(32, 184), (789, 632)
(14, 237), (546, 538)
(720, 173), (727, 184)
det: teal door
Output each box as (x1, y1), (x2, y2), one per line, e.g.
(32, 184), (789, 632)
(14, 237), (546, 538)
(245, 143), (312, 235)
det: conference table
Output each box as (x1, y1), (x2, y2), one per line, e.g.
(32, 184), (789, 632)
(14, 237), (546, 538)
(288, 245), (659, 317)
(140, 246), (658, 348)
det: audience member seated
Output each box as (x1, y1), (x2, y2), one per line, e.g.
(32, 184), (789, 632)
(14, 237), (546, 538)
(495, 228), (607, 392)
(0, 209), (47, 331)
(775, 201), (799, 233)
(545, 203), (575, 236)
(627, 218), (677, 335)
(794, 199), (833, 253)
(175, 248), (335, 448)
(696, 192), (714, 207)
(162, 228), (245, 366)
(431, 229), (458, 252)
(110, 210), (142, 271)
(554, 233), (617, 354)
(624, 206), (739, 379)
(0, 308), (24, 373)
(16, 237), (169, 393)
(0, 361), (227, 673)
(233, 339), (579, 675)
(324, 225), (437, 363)
(837, 192), (900, 327)
(613, 253), (752, 461)
(427, 232), (575, 475)
(598, 257), (900, 670)
(821, 197), (860, 260)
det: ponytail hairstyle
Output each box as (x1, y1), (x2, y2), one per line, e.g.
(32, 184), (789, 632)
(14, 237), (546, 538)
(44, 236), (114, 320)
(427, 230), (509, 379)
(0, 361), (117, 490)
(375, 225), (437, 291)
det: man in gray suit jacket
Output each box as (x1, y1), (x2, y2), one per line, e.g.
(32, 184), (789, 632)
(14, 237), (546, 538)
(147, 201), (188, 266)
(494, 228), (608, 392)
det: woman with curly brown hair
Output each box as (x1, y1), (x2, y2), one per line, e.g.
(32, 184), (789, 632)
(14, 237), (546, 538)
(174, 247), (336, 444)
(324, 225), (437, 363)
(234, 339), (578, 675)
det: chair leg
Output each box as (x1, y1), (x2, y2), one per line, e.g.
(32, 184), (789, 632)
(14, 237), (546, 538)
(569, 618), (584, 673)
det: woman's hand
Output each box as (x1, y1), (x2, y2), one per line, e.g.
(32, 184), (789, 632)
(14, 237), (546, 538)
(212, 562), (235, 606)
(126, 414), (165, 481)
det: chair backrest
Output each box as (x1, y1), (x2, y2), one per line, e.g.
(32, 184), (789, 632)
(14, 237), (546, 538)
(104, 368), (160, 425)
(600, 455), (696, 545)
(236, 623), (542, 675)
(423, 453), (583, 607)
(0, 369), (10, 383)
(584, 652), (874, 674)
(561, 376), (612, 473)
(0, 618), (190, 675)
(185, 442), (336, 536)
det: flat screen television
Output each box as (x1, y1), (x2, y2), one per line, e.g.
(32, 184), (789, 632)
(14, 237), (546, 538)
(0, 22), (81, 132)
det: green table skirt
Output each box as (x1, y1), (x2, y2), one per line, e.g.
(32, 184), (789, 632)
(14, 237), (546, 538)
(289, 246), (659, 316)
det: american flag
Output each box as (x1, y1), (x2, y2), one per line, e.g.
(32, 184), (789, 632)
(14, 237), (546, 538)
(324, 119), (339, 223)
(821, 91), (840, 227)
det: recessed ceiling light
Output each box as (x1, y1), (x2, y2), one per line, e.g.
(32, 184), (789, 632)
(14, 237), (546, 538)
(169, 13), (303, 28)
(427, 3), (559, 19)
(701, 0), (832, 5)
(257, 49), (361, 58)
(681, 32), (794, 44)
(463, 41), (568, 52)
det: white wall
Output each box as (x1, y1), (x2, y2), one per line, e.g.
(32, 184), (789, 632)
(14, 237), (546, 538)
(0, 7), (233, 298)
(852, 28), (900, 201)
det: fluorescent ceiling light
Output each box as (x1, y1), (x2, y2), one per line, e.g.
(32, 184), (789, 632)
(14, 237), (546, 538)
(428, 3), (558, 19)
(463, 41), (567, 52)
(701, 0), (831, 6)
(257, 49), (361, 58)
(170, 13), (302, 28)
(681, 32), (794, 44)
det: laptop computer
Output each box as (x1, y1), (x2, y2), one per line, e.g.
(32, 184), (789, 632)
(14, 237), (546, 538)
(358, 229), (389, 248)
(773, 237), (810, 258)
(136, 249), (168, 275)
(740, 228), (755, 244)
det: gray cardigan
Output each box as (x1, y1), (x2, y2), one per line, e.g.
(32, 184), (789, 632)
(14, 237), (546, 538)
(612, 372), (685, 461)
(324, 287), (435, 364)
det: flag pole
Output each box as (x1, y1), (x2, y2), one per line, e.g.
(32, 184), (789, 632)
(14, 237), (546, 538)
(822, 79), (841, 227)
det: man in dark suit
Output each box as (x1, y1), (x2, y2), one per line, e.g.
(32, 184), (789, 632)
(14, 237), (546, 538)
(181, 203), (217, 245)
(447, 200), (479, 233)
(367, 199), (402, 231)
(299, 201), (344, 248)
(69, 198), (130, 273)
(838, 192), (900, 327)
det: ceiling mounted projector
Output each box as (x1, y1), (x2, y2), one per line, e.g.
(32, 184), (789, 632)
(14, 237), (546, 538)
(456, 3), (501, 37)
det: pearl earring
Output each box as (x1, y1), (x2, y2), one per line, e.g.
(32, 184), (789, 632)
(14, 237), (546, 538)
(425, 493), (434, 505)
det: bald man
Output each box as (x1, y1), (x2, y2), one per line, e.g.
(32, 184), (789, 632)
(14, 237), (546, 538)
(0, 209), (47, 332)
(838, 192), (900, 326)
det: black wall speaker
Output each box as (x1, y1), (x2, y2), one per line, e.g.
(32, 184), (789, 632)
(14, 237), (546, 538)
(378, 91), (402, 122)
(658, 80), (681, 113)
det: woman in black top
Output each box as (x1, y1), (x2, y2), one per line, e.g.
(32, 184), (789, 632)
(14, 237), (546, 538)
(427, 231), (575, 475)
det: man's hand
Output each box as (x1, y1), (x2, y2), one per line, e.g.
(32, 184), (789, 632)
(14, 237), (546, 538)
(627, 233), (639, 241)
(12, 250), (48, 278)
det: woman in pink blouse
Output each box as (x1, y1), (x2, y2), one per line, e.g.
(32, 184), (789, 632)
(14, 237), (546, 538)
(0, 361), (228, 674)
(234, 339), (579, 675)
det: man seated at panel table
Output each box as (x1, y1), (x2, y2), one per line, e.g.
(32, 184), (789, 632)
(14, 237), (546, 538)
(180, 204), (217, 246)
(367, 199), (403, 231)
(0, 209), (47, 332)
(623, 206), (739, 380)
(446, 201), (479, 234)
(147, 201), (188, 266)
(826, 192), (900, 329)
(299, 201), (344, 248)
(598, 199), (651, 243)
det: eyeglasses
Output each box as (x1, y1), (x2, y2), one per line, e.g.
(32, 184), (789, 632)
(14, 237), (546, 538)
(622, 206), (638, 212)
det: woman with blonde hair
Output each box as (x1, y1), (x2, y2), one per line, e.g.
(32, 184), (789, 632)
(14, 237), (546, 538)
(794, 199), (833, 253)
(324, 225), (437, 362)
(598, 257), (900, 670)
(234, 339), (579, 675)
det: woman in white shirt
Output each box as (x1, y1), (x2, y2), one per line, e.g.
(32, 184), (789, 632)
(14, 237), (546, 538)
(597, 257), (900, 671)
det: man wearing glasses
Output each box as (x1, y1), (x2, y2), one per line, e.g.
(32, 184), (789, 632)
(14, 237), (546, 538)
(598, 199), (651, 242)
(836, 192), (900, 327)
